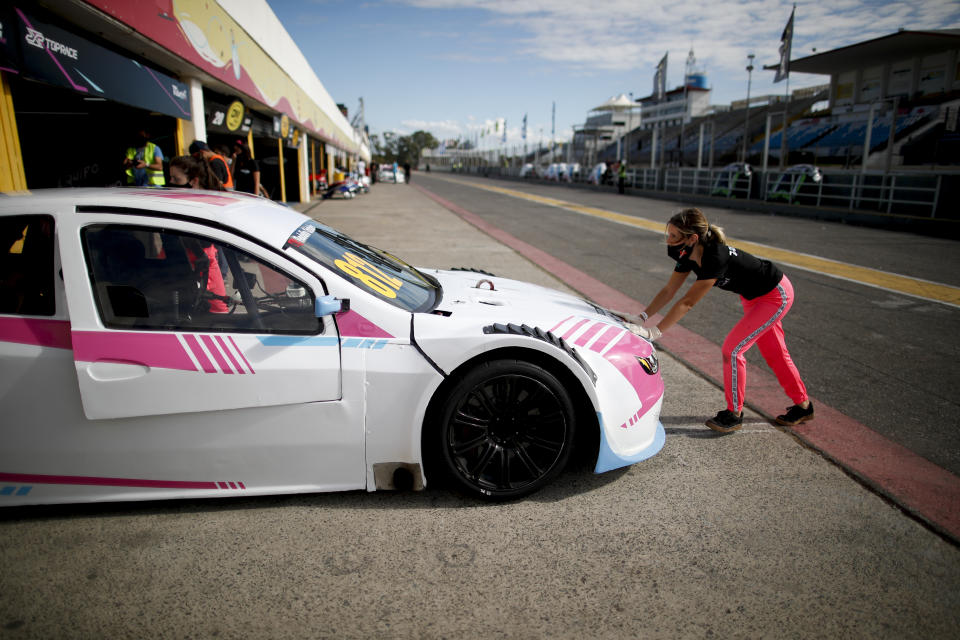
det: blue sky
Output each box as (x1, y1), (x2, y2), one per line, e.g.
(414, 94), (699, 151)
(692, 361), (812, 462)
(265, 0), (960, 148)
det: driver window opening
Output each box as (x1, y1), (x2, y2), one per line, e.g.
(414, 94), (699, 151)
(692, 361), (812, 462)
(83, 224), (322, 334)
(0, 215), (55, 316)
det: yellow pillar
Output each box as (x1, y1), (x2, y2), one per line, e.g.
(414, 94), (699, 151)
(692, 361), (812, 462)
(278, 137), (286, 203)
(297, 136), (304, 202)
(247, 131), (255, 158)
(0, 72), (27, 191)
(175, 118), (186, 156)
(310, 139), (317, 196)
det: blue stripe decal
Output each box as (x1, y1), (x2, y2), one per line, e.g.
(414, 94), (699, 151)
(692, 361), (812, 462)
(0, 486), (32, 496)
(257, 336), (390, 350)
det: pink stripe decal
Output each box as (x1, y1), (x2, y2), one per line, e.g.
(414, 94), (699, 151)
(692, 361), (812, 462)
(201, 335), (233, 374)
(560, 318), (590, 341)
(589, 325), (621, 352)
(126, 191), (236, 206)
(549, 315), (574, 334)
(337, 310), (394, 338)
(0, 471), (244, 491)
(182, 334), (216, 373)
(229, 336), (255, 374)
(72, 331), (196, 371)
(574, 322), (606, 347)
(216, 335), (245, 374)
(0, 317), (72, 350)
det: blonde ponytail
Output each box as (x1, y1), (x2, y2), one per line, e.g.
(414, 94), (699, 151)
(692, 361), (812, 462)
(668, 208), (725, 245)
(706, 223), (726, 244)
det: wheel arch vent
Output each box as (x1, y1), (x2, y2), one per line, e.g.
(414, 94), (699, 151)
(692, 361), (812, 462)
(482, 322), (596, 384)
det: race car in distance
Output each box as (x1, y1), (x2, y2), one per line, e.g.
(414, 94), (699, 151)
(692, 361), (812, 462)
(0, 188), (664, 505)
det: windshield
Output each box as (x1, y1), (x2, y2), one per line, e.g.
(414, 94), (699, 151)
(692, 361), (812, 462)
(285, 220), (439, 312)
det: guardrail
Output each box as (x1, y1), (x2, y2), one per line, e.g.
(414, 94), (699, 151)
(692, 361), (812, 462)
(473, 165), (949, 219)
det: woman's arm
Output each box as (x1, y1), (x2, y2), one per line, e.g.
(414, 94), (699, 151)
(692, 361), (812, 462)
(252, 170), (261, 197)
(656, 278), (715, 332)
(643, 270), (689, 318)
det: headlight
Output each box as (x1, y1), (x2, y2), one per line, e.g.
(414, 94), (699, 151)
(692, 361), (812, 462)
(636, 353), (659, 375)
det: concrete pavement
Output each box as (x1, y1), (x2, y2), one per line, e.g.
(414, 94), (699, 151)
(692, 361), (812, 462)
(0, 182), (956, 639)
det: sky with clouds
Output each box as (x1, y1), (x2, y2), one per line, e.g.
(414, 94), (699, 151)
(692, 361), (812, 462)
(265, 0), (960, 148)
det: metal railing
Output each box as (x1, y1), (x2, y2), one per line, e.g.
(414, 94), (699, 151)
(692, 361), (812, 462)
(455, 164), (951, 218)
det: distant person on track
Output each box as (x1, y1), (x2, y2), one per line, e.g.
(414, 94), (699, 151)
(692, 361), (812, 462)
(633, 207), (813, 433)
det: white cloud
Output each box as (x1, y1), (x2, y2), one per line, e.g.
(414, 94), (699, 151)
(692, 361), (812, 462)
(401, 0), (960, 82)
(383, 0), (960, 141)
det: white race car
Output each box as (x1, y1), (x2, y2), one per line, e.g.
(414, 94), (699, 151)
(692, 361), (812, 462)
(0, 188), (664, 504)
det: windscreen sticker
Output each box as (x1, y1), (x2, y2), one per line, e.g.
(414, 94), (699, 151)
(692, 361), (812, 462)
(286, 223), (316, 248)
(334, 251), (403, 299)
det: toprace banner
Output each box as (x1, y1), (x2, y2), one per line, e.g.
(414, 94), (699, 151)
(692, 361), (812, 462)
(0, 5), (190, 119)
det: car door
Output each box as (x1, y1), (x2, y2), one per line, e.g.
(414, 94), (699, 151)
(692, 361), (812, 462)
(60, 215), (342, 420)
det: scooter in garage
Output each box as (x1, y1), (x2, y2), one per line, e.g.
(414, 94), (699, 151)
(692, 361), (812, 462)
(321, 178), (361, 199)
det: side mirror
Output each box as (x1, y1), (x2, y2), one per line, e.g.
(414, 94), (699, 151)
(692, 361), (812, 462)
(315, 295), (350, 317)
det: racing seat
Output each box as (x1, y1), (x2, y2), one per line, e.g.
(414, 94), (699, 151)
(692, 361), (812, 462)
(88, 229), (151, 324)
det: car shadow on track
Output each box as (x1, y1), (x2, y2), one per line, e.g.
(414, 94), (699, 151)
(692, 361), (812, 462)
(0, 464), (635, 522)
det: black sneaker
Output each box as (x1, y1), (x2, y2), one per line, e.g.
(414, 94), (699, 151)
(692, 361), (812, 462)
(775, 402), (814, 426)
(705, 410), (743, 433)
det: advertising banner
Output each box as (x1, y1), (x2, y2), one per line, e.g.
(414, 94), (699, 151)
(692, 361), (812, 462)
(1, 5), (189, 119)
(83, 0), (355, 152)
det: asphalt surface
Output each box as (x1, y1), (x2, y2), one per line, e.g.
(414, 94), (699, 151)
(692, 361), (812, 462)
(1, 180), (958, 639)
(411, 173), (960, 478)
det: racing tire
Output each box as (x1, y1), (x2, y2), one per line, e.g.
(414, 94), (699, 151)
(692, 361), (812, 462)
(437, 360), (575, 500)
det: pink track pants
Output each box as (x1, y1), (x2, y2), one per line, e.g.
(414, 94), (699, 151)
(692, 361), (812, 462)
(721, 275), (808, 414)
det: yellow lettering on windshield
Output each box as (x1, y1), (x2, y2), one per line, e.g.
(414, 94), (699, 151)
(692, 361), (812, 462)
(334, 251), (403, 298)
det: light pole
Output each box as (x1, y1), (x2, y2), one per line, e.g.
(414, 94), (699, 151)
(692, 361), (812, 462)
(742, 53), (755, 163)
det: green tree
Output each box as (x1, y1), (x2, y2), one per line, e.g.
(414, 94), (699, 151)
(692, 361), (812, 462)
(371, 130), (438, 166)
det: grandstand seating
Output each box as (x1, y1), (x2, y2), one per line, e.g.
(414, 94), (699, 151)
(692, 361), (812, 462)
(592, 92), (955, 167)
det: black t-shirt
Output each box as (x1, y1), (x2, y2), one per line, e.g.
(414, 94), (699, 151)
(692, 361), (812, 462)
(674, 241), (783, 299)
(208, 156), (230, 186)
(234, 157), (260, 194)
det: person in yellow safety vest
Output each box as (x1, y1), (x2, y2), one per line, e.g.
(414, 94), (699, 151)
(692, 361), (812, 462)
(189, 140), (234, 189)
(123, 129), (165, 186)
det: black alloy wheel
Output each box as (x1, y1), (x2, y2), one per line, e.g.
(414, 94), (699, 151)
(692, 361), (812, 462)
(439, 360), (575, 500)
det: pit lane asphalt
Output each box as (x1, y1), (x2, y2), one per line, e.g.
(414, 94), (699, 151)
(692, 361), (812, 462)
(0, 181), (957, 639)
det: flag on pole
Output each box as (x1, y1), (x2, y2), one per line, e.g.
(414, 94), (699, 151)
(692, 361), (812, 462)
(551, 102), (556, 141)
(774, 6), (795, 83)
(522, 114), (527, 140)
(502, 119), (507, 143)
(653, 53), (668, 101)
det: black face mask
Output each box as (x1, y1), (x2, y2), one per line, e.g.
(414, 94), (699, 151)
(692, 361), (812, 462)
(667, 242), (694, 262)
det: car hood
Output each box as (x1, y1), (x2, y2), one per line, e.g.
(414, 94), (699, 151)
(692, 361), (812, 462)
(422, 268), (610, 326)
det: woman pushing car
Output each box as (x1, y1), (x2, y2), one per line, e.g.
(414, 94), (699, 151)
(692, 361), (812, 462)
(634, 208), (813, 433)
